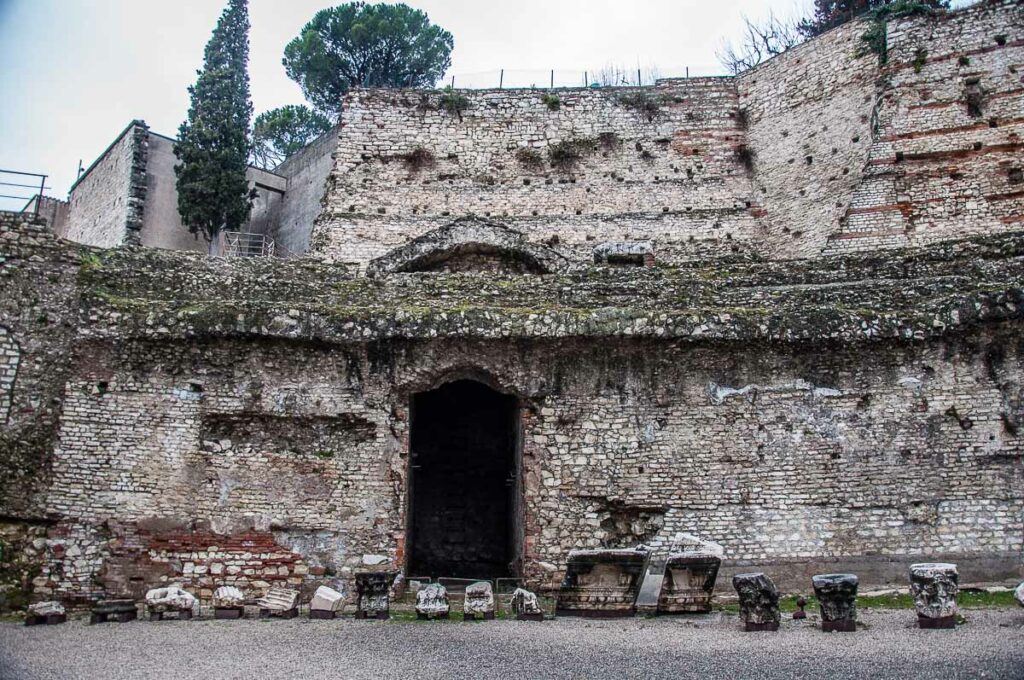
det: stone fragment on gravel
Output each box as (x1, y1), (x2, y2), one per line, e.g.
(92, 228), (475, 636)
(463, 581), (495, 618)
(213, 586), (244, 608)
(732, 572), (780, 631)
(812, 573), (858, 632)
(145, 585), (196, 612)
(310, 585), (344, 612)
(910, 563), (958, 628)
(415, 583), (450, 619)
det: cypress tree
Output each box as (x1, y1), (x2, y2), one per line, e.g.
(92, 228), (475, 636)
(175, 0), (255, 251)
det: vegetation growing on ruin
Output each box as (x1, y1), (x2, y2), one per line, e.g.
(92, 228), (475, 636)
(438, 87), (471, 117)
(597, 132), (621, 150)
(401, 147), (436, 171)
(547, 138), (597, 171)
(541, 93), (561, 111)
(515, 147), (544, 170)
(857, 1), (945, 63)
(616, 92), (667, 120)
(911, 47), (928, 73)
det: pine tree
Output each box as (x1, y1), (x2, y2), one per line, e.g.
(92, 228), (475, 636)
(175, 0), (255, 251)
(797, 0), (948, 39)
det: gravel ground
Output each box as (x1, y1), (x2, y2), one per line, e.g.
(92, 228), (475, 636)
(2, 608), (1023, 680)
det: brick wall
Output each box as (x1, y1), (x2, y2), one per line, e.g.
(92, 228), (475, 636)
(823, 0), (1024, 255)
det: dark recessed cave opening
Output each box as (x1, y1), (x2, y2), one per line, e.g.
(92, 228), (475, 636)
(408, 380), (518, 580)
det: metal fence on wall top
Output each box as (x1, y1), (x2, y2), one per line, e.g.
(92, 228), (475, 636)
(440, 65), (724, 90)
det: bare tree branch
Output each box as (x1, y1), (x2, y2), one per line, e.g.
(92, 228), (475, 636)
(717, 12), (802, 75)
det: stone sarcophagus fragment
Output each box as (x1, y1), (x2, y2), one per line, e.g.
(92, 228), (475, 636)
(557, 547), (648, 617)
(145, 585), (196, 621)
(463, 581), (495, 621)
(812, 573), (858, 632)
(355, 572), (395, 620)
(910, 563), (958, 629)
(657, 537), (723, 614)
(732, 572), (781, 631)
(415, 583), (451, 620)
(257, 587), (299, 619)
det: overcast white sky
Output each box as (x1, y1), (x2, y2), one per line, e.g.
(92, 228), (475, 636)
(0, 0), (962, 203)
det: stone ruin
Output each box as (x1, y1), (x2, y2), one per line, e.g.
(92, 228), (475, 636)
(732, 573), (781, 632)
(510, 588), (544, 621)
(355, 572), (394, 620)
(145, 585), (196, 621)
(812, 574), (858, 633)
(557, 547), (648, 616)
(910, 563), (959, 629)
(257, 587), (299, 619)
(0, 2), (1023, 616)
(415, 583), (451, 620)
(463, 581), (495, 621)
(309, 585), (345, 619)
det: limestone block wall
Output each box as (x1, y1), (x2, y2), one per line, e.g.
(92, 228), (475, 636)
(33, 329), (1024, 603)
(64, 121), (148, 248)
(311, 79), (762, 267)
(737, 19), (880, 259)
(0, 213), (85, 518)
(0, 326), (18, 424)
(823, 0), (1024, 254)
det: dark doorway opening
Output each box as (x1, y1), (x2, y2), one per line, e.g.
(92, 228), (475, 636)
(408, 379), (518, 580)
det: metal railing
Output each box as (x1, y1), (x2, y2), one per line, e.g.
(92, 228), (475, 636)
(441, 64), (724, 90)
(0, 169), (49, 215)
(221, 231), (275, 258)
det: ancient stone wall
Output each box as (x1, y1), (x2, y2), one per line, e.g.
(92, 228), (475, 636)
(311, 79), (761, 267)
(1, 211), (1014, 605)
(823, 0), (1024, 255)
(0, 325), (18, 424)
(737, 19), (880, 258)
(0, 214), (84, 519)
(64, 121), (148, 248)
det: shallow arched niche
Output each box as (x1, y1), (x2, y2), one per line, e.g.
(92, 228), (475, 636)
(366, 216), (568, 277)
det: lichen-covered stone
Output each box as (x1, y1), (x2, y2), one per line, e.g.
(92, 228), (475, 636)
(812, 573), (858, 631)
(463, 581), (494, 616)
(415, 583), (449, 618)
(510, 588), (543, 617)
(27, 601), (64, 616)
(732, 572), (780, 631)
(910, 563), (958, 624)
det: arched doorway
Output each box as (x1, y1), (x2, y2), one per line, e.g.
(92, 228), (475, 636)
(408, 379), (519, 579)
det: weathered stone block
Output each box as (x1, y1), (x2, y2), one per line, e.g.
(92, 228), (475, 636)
(415, 583), (450, 620)
(910, 563), (958, 629)
(557, 547), (648, 617)
(812, 573), (858, 632)
(732, 572), (780, 631)
(463, 581), (495, 620)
